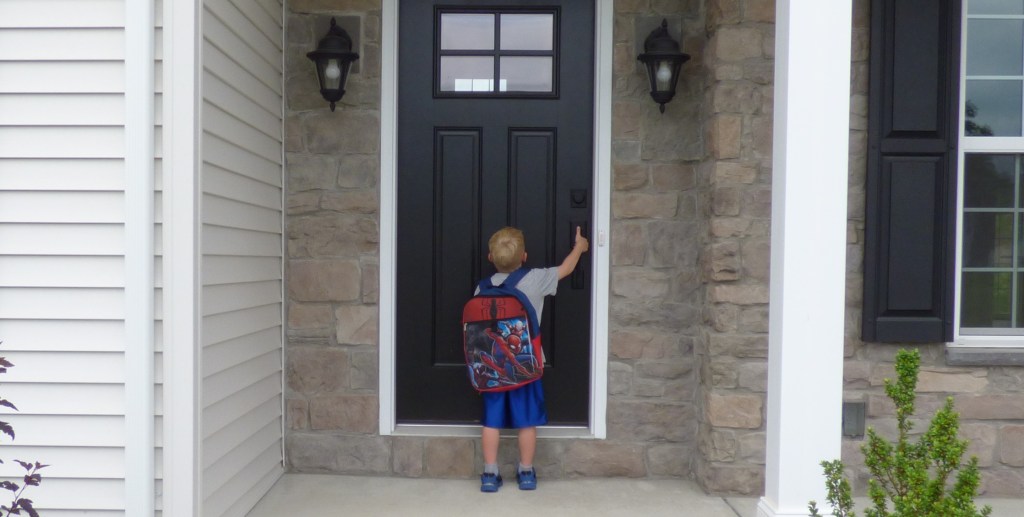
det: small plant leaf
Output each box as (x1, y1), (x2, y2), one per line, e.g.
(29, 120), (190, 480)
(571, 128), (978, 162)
(19, 499), (37, 517)
(0, 481), (18, 492)
(0, 399), (17, 412)
(14, 461), (31, 472)
(0, 357), (14, 369)
(23, 474), (41, 487)
(0, 422), (15, 441)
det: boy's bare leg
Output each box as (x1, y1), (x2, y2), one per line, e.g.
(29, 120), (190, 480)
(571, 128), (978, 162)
(482, 426), (500, 465)
(517, 426), (537, 467)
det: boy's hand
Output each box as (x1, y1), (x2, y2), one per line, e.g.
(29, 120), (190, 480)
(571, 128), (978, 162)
(574, 226), (589, 253)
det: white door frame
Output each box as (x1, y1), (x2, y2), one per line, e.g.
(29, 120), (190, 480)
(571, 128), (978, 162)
(378, 0), (612, 438)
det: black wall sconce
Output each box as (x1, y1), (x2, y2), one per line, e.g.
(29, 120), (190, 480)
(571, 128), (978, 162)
(637, 19), (690, 114)
(306, 17), (360, 112)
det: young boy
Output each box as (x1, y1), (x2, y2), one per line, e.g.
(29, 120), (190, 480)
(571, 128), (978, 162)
(479, 226), (589, 492)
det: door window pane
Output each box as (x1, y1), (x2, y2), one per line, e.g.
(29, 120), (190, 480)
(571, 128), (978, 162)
(962, 272), (1013, 328)
(499, 57), (553, 92)
(965, 153), (1015, 207)
(967, 19), (1024, 76)
(969, 0), (1024, 15)
(500, 14), (554, 51)
(440, 14), (495, 50)
(439, 56), (494, 92)
(966, 79), (1023, 136)
(963, 213), (1015, 267)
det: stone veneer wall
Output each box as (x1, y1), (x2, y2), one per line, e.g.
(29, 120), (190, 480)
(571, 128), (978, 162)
(697, 0), (774, 495)
(283, 0), (709, 481)
(841, 0), (1024, 496)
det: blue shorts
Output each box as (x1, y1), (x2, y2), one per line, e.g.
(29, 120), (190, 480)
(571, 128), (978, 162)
(481, 379), (547, 429)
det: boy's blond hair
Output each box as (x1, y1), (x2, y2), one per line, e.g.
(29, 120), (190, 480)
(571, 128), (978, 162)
(488, 227), (525, 273)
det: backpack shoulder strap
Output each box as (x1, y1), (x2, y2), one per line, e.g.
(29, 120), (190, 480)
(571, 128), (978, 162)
(475, 268), (540, 337)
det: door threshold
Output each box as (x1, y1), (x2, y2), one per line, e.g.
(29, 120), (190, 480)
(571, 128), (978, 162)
(393, 424), (597, 439)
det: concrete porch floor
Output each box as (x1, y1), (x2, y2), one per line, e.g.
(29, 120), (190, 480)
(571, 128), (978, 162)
(247, 473), (1024, 516)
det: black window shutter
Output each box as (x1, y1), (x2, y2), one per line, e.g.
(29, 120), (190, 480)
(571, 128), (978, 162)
(863, 0), (962, 343)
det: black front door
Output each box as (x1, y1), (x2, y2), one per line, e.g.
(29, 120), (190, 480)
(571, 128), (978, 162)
(396, 0), (594, 425)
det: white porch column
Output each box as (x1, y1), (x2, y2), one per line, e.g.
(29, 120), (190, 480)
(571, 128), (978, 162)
(759, 1), (852, 516)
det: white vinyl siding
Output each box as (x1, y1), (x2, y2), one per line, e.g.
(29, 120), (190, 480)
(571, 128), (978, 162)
(0, 0), (134, 513)
(199, 0), (285, 515)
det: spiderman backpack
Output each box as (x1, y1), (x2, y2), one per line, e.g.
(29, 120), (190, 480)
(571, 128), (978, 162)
(462, 268), (544, 392)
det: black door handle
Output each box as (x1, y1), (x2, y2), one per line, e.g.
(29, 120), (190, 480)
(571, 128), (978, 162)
(569, 221), (588, 289)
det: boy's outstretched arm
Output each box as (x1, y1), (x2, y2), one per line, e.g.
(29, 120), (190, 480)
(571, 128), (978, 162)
(557, 226), (590, 280)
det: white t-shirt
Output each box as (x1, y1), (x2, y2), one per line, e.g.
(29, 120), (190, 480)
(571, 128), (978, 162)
(478, 267), (558, 324)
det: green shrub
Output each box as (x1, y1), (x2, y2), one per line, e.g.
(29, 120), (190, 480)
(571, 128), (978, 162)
(808, 349), (991, 517)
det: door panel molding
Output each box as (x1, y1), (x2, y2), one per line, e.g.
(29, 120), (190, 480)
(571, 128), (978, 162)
(378, 0), (611, 438)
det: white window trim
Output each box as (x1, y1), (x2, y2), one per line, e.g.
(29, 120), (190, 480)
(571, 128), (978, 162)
(378, 0), (612, 439)
(952, 4), (1024, 348)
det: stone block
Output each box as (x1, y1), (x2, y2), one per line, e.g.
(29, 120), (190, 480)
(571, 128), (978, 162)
(392, 436), (424, 477)
(287, 153), (338, 192)
(565, 441), (646, 477)
(349, 348), (378, 390)
(737, 306), (769, 333)
(613, 192), (679, 219)
(710, 217), (752, 238)
(744, 63), (774, 86)
(361, 260), (379, 304)
(285, 114), (305, 152)
(608, 401), (695, 442)
(707, 115), (742, 159)
(337, 154), (379, 189)
(288, 259), (361, 302)
(737, 361), (767, 392)
(335, 304), (378, 345)
(610, 329), (684, 359)
(632, 381), (665, 398)
(956, 423), (996, 468)
(286, 67), (325, 112)
(707, 0), (741, 27)
(320, 191), (379, 214)
(288, 303), (334, 330)
(707, 393), (763, 429)
(613, 100), (643, 139)
(611, 221), (646, 266)
(712, 82), (761, 114)
(640, 103), (704, 161)
(636, 360), (692, 380)
(288, 191), (321, 215)
(742, 187), (772, 219)
(424, 438), (476, 478)
(981, 467), (1024, 496)
(712, 162), (757, 185)
(613, 162), (648, 191)
(710, 360), (739, 388)
(698, 461), (765, 495)
(999, 425), (1024, 467)
(304, 110), (380, 154)
(744, 0), (774, 22)
(709, 303), (739, 332)
(287, 433), (391, 474)
(712, 187), (741, 216)
(843, 360), (871, 387)
(709, 284), (769, 305)
(651, 163), (696, 191)
(614, 0), (650, 14)
(708, 333), (768, 359)
(647, 444), (693, 477)
(737, 431), (766, 464)
(287, 345), (349, 393)
(289, 0), (381, 14)
(713, 27), (762, 61)
(741, 238), (770, 282)
(613, 42), (634, 77)
(707, 241), (740, 281)
(916, 370), (988, 393)
(612, 140), (641, 162)
(287, 398), (308, 430)
(700, 429), (738, 462)
(612, 269), (672, 299)
(608, 361), (633, 395)
(289, 214), (378, 258)
(647, 221), (700, 268)
(309, 394), (378, 433)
